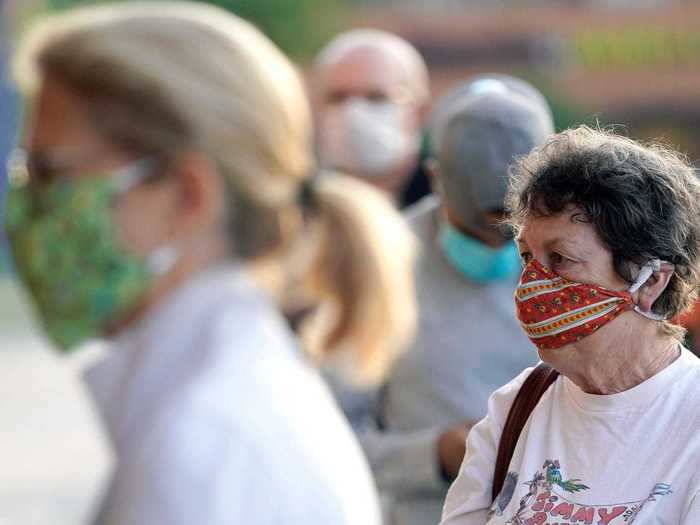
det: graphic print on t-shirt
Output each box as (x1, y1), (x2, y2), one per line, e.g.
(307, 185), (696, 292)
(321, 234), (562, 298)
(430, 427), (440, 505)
(489, 459), (672, 525)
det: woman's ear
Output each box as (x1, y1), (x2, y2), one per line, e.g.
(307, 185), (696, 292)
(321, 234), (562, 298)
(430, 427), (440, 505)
(636, 262), (674, 313)
(171, 151), (226, 239)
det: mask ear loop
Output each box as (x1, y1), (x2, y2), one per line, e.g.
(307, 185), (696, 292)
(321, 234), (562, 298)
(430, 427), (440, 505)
(111, 158), (160, 194)
(147, 245), (179, 276)
(111, 158), (180, 276)
(628, 259), (668, 321)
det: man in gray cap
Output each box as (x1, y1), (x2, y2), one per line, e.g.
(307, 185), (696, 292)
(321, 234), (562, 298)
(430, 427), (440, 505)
(342, 75), (553, 525)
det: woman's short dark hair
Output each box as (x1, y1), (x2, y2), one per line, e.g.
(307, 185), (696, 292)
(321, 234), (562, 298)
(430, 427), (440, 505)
(507, 126), (700, 333)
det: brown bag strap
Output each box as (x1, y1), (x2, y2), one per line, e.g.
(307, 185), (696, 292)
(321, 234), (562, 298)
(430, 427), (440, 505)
(491, 363), (559, 502)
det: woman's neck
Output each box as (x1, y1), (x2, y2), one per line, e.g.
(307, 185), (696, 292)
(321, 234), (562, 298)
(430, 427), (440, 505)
(107, 231), (230, 337)
(541, 315), (681, 395)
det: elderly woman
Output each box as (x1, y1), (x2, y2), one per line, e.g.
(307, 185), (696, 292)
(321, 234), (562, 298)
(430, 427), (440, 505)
(441, 126), (700, 525)
(6, 3), (416, 524)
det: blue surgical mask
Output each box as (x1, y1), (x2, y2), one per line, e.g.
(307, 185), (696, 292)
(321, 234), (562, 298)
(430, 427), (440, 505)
(438, 221), (521, 283)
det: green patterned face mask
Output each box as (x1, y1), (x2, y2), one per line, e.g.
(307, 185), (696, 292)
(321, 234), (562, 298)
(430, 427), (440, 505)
(4, 158), (176, 351)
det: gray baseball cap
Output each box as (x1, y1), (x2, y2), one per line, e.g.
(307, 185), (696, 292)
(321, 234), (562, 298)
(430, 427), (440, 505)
(429, 74), (554, 232)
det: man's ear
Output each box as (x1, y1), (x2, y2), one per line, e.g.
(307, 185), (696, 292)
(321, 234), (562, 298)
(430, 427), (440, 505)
(416, 98), (431, 126)
(424, 157), (439, 179)
(424, 158), (444, 197)
(636, 262), (674, 313)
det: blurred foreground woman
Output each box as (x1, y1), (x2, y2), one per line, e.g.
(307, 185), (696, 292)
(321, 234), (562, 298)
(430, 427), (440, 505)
(7, 3), (416, 524)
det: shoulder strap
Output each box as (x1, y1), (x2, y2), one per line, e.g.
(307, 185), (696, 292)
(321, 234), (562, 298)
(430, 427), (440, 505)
(491, 363), (560, 502)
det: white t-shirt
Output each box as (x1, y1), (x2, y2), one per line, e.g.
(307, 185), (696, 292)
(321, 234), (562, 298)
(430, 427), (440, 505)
(84, 265), (381, 525)
(441, 348), (700, 525)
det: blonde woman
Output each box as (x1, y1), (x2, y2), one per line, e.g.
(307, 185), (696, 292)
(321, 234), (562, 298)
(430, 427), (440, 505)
(7, 3), (416, 524)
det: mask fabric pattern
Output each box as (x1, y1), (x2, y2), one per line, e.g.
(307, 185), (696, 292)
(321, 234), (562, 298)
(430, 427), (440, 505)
(5, 174), (156, 351)
(514, 259), (635, 350)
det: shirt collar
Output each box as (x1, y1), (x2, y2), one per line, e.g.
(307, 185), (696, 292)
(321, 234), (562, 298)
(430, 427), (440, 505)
(563, 346), (693, 413)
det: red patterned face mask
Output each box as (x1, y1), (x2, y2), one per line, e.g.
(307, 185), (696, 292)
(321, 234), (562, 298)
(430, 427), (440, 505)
(515, 259), (642, 350)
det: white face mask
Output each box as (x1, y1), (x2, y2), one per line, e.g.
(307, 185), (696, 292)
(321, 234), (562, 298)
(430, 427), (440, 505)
(319, 98), (418, 178)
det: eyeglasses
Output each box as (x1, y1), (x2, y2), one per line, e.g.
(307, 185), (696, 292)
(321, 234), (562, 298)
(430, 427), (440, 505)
(326, 85), (415, 107)
(7, 148), (30, 188)
(6, 147), (159, 192)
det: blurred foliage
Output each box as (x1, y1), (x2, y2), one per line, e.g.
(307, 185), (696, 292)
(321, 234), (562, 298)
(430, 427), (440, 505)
(518, 74), (590, 132)
(46, 0), (348, 58)
(546, 92), (590, 132)
(201, 0), (347, 58)
(0, 245), (10, 274)
(575, 28), (700, 70)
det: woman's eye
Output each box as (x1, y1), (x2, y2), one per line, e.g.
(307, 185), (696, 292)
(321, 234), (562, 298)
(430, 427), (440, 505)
(551, 253), (571, 266)
(27, 156), (63, 185)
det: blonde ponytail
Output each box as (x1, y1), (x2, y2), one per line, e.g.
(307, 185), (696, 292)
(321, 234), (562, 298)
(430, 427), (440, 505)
(299, 174), (417, 385)
(16, 1), (417, 383)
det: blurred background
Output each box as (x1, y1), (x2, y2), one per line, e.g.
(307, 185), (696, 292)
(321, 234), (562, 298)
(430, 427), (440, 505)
(1, 0), (699, 523)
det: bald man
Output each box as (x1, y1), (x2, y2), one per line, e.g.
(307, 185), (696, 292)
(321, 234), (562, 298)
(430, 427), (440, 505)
(312, 29), (431, 207)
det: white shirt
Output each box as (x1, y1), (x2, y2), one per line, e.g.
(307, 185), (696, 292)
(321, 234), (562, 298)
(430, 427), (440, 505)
(329, 196), (536, 525)
(84, 265), (381, 525)
(441, 348), (700, 525)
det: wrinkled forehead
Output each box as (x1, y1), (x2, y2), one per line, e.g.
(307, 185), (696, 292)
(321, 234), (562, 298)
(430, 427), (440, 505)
(516, 206), (601, 248)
